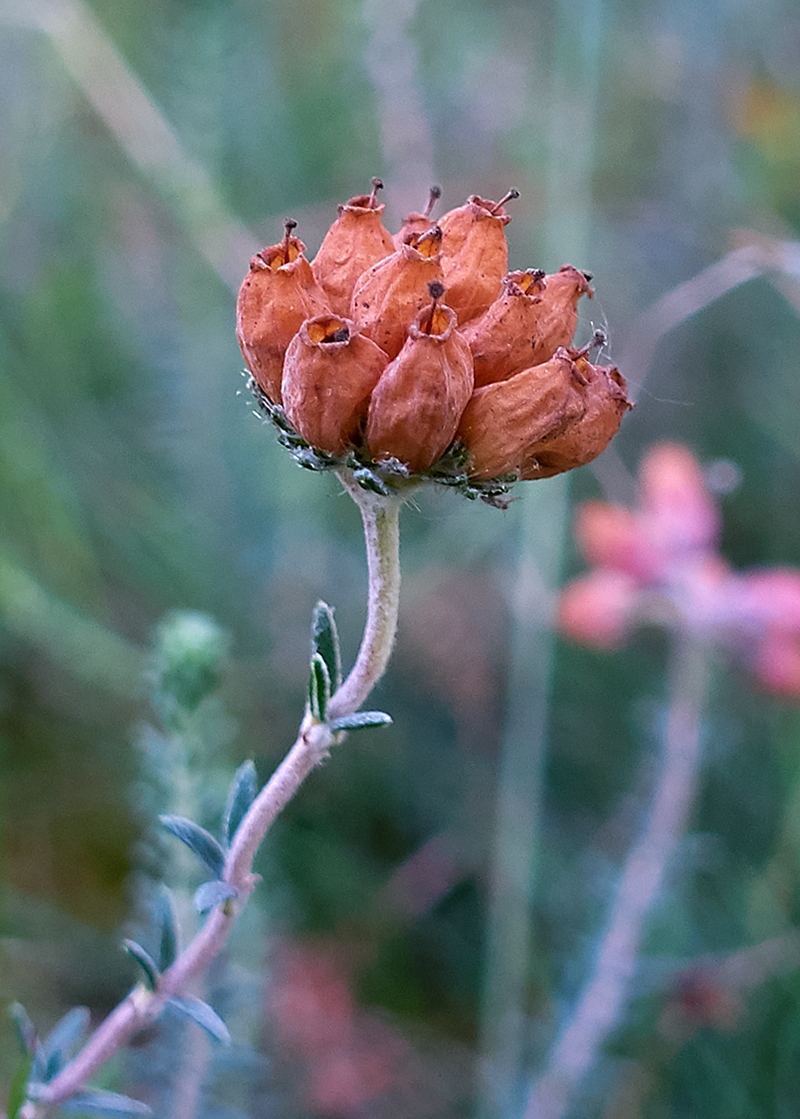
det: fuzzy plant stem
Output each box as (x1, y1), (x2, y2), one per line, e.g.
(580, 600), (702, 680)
(326, 472), (403, 721)
(522, 634), (710, 1119)
(22, 478), (403, 1118)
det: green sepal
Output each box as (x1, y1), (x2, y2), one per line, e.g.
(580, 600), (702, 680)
(248, 375), (518, 507)
(159, 815), (226, 879)
(311, 602), (342, 693)
(328, 711), (393, 732)
(292, 446), (339, 471)
(308, 652), (331, 723)
(60, 1089), (152, 1115)
(167, 996), (231, 1044)
(351, 467), (391, 495)
(122, 940), (160, 991)
(222, 761), (258, 847)
(194, 880), (237, 914)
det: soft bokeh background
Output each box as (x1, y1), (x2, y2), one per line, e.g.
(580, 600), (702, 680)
(2, 0), (800, 1116)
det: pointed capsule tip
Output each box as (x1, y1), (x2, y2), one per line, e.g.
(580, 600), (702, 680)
(491, 188), (520, 213)
(368, 177), (384, 207)
(424, 184), (442, 216)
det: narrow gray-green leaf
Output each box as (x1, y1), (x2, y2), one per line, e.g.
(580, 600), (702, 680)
(122, 939), (160, 991)
(153, 886), (178, 972)
(311, 601), (341, 692)
(35, 1007), (90, 1081)
(159, 815), (225, 878)
(61, 1089), (152, 1115)
(167, 996), (231, 1044)
(8, 1002), (37, 1056)
(223, 760), (258, 847)
(308, 652), (331, 723)
(328, 711), (393, 732)
(194, 880), (237, 914)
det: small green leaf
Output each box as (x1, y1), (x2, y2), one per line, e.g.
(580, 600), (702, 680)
(194, 880), (237, 914)
(32, 1006), (90, 1083)
(159, 815), (225, 878)
(6, 1053), (33, 1119)
(61, 1089), (152, 1115)
(311, 602), (342, 693)
(152, 887), (178, 972)
(328, 711), (393, 732)
(308, 652), (331, 723)
(8, 1002), (37, 1056)
(167, 996), (231, 1044)
(223, 761), (258, 847)
(122, 940), (160, 991)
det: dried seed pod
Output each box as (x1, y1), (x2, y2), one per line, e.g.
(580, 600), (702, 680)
(393, 185), (442, 249)
(459, 269), (547, 386)
(437, 191), (517, 323)
(458, 349), (584, 481)
(236, 222), (330, 403)
(518, 351), (632, 480)
(524, 264), (594, 366)
(282, 315), (389, 455)
(350, 226), (444, 360)
(311, 179), (395, 316)
(366, 287), (474, 473)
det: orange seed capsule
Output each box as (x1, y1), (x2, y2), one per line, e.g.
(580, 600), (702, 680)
(458, 349), (584, 481)
(518, 348), (632, 480)
(459, 269), (547, 387)
(437, 191), (518, 324)
(524, 264), (594, 367)
(350, 225), (444, 360)
(366, 286), (474, 473)
(282, 315), (389, 455)
(311, 179), (395, 316)
(236, 221), (330, 403)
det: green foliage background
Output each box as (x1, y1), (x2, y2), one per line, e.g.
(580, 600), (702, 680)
(1, 0), (800, 1115)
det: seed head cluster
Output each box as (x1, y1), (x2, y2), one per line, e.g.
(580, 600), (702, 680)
(236, 180), (631, 491)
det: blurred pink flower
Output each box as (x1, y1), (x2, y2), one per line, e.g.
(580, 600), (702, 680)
(268, 939), (409, 1117)
(558, 443), (800, 699)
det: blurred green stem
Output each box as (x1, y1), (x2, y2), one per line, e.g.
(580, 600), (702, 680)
(20, 477), (403, 1117)
(523, 634), (711, 1119)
